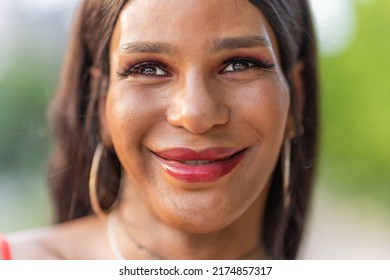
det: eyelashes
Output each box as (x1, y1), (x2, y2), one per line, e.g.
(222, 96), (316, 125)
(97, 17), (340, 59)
(220, 58), (274, 73)
(116, 62), (171, 78)
(116, 57), (275, 79)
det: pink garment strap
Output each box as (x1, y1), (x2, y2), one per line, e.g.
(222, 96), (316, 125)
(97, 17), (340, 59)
(0, 235), (11, 260)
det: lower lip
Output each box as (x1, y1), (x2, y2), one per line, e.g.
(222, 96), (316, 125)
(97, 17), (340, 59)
(154, 150), (246, 183)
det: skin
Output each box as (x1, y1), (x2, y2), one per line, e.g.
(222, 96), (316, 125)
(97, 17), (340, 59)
(5, 0), (302, 259)
(103, 0), (297, 259)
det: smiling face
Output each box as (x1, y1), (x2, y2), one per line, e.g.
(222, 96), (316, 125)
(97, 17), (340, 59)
(103, 0), (294, 234)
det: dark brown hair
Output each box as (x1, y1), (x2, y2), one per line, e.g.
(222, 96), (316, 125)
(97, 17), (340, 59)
(48, 0), (318, 260)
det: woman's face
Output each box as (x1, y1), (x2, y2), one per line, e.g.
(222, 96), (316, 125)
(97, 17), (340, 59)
(104, 0), (293, 233)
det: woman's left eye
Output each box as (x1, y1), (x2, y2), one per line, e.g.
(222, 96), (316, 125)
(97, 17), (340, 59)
(221, 58), (274, 73)
(223, 61), (254, 72)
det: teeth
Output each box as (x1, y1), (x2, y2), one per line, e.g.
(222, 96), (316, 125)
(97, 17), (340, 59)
(181, 154), (237, 165)
(183, 160), (213, 166)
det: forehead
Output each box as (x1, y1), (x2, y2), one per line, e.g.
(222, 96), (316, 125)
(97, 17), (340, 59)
(111, 0), (278, 53)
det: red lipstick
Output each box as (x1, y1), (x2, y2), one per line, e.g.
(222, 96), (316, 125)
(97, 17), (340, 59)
(152, 147), (247, 183)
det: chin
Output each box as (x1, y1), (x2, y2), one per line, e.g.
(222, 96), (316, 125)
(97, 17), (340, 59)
(165, 214), (235, 235)
(153, 189), (249, 235)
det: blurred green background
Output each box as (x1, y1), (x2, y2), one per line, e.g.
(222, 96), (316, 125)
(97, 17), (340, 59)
(0, 0), (389, 258)
(0, 0), (76, 230)
(318, 0), (390, 204)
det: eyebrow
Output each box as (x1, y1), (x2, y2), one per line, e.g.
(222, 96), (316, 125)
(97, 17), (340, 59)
(212, 35), (271, 52)
(120, 41), (177, 55)
(119, 35), (271, 55)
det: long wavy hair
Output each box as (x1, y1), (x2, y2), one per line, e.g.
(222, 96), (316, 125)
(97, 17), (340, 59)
(48, 0), (319, 259)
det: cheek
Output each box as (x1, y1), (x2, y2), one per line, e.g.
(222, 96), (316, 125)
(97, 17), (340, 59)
(105, 84), (165, 175)
(232, 75), (290, 140)
(229, 74), (290, 192)
(106, 84), (165, 139)
(106, 88), (141, 149)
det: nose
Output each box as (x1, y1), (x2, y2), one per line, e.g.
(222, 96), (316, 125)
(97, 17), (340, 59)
(167, 70), (229, 134)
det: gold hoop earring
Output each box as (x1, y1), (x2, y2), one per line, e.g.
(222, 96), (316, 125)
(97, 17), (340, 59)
(89, 143), (108, 220)
(282, 138), (291, 209)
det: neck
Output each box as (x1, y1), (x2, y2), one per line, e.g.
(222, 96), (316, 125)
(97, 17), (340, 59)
(113, 176), (269, 260)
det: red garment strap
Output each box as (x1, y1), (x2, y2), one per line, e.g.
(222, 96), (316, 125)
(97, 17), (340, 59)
(0, 235), (12, 260)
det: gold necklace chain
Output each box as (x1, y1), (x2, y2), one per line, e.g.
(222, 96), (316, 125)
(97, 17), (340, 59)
(107, 212), (261, 260)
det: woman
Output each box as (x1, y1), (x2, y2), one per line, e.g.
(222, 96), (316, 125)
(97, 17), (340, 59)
(1, 0), (318, 260)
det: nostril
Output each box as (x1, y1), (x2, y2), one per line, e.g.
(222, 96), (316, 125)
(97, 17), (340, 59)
(168, 106), (229, 134)
(166, 78), (229, 133)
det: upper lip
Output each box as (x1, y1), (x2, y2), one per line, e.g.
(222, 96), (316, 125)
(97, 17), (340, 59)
(152, 147), (246, 162)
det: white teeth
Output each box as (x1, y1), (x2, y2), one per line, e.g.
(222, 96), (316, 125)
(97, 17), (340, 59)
(183, 160), (212, 166)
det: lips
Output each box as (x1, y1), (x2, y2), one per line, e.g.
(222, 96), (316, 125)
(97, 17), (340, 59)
(152, 147), (247, 183)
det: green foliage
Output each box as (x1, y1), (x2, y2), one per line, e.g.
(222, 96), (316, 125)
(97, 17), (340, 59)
(0, 46), (56, 175)
(319, 0), (390, 207)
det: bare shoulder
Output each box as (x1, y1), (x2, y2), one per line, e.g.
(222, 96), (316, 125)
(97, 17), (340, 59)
(5, 215), (108, 260)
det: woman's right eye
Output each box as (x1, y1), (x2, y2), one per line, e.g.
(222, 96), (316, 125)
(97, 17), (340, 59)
(117, 62), (171, 78)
